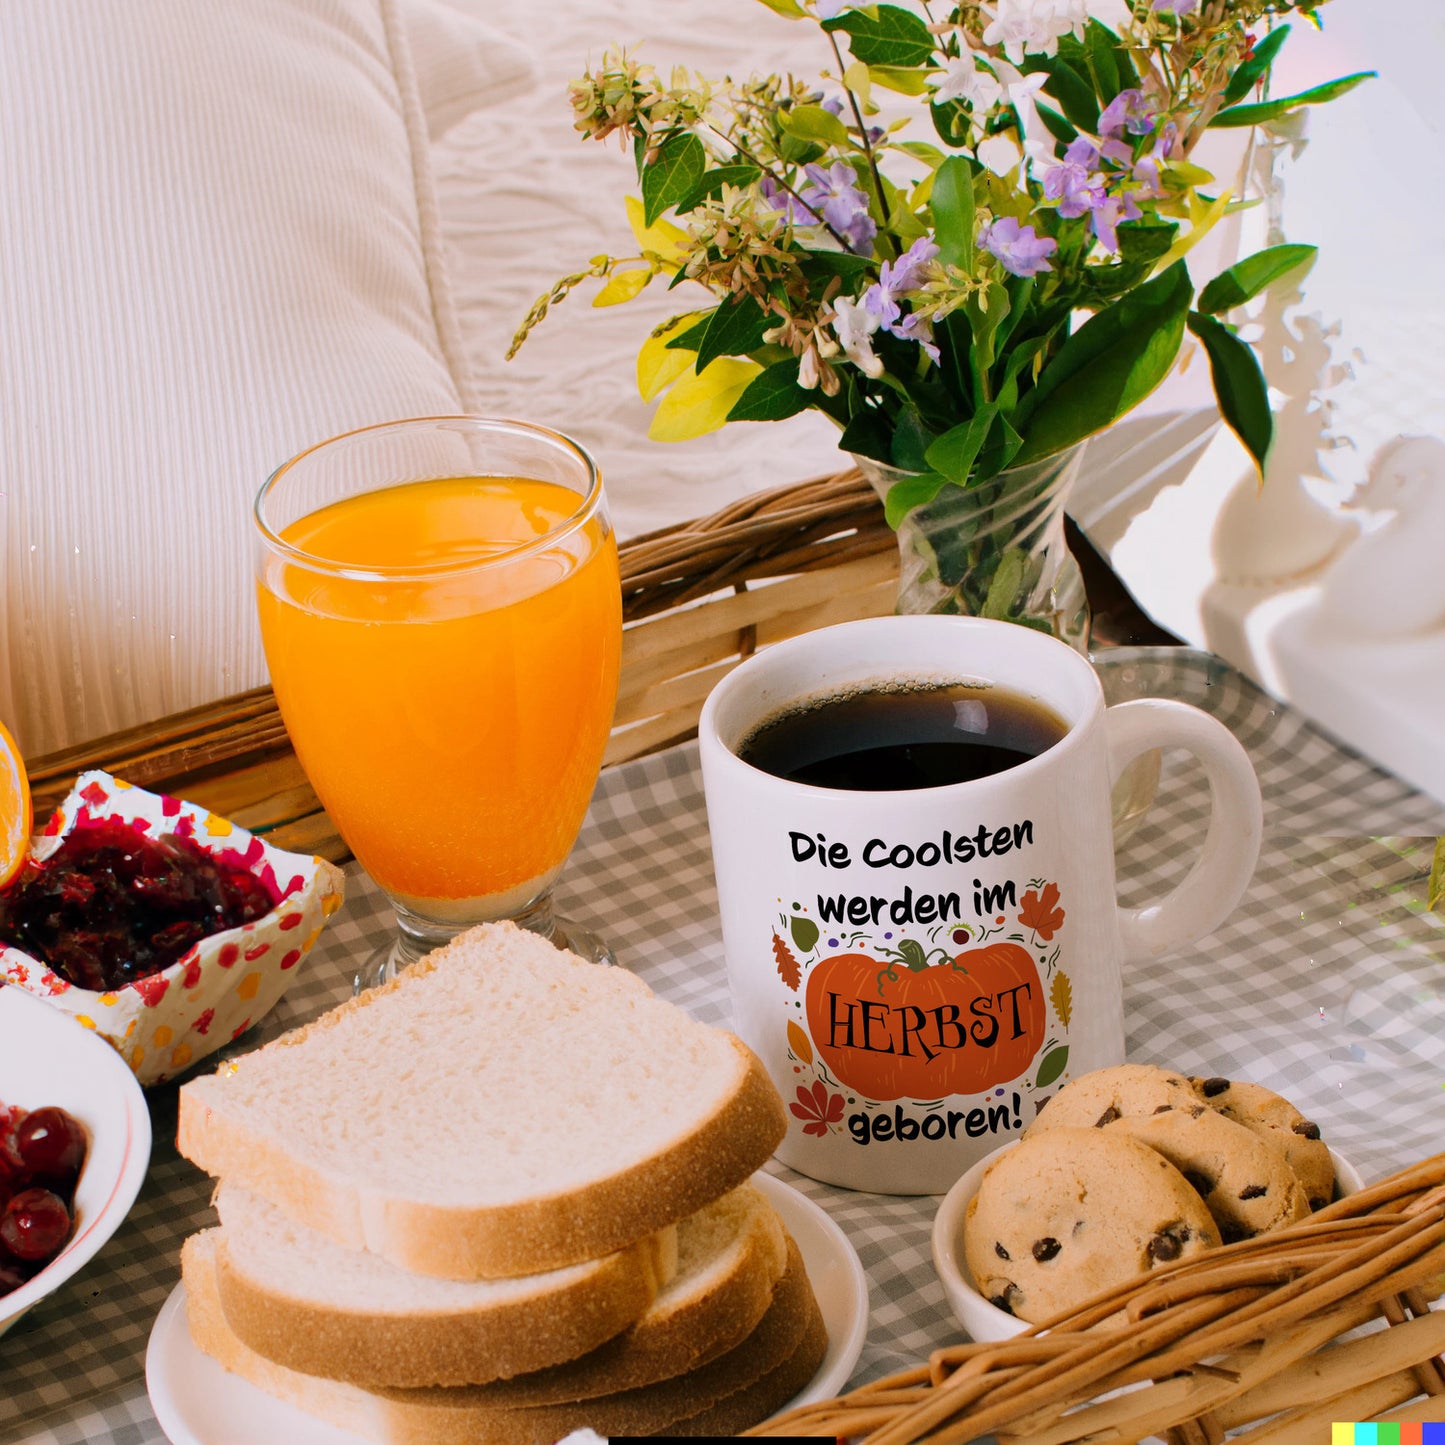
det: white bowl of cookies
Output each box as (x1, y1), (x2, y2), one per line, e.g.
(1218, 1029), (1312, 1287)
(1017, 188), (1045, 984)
(931, 1064), (1363, 1343)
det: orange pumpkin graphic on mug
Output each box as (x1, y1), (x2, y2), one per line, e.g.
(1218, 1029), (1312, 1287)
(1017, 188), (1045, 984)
(803, 938), (1045, 1101)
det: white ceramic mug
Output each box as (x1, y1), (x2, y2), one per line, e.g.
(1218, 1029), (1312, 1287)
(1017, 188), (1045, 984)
(698, 616), (1263, 1194)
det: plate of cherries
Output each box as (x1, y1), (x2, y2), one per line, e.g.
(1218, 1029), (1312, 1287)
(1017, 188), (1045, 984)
(0, 983), (151, 1333)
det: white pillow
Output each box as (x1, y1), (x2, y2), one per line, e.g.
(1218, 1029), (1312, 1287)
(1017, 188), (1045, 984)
(403, 0), (538, 140)
(0, 0), (489, 758)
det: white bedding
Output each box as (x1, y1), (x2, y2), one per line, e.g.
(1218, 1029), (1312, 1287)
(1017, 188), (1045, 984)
(428, 0), (849, 541)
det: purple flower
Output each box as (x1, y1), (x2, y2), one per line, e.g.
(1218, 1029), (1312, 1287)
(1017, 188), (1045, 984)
(1063, 135), (1101, 169)
(1153, 0), (1198, 13)
(1042, 156), (1105, 218)
(893, 311), (940, 364)
(1099, 88), (1157, 139)
(881, 237), (939, 294)
(798, 161), (877, 254)
(979, 215), (1057, 277)
(1091, 192), (1142, 252)
(759, 176), (816, 226)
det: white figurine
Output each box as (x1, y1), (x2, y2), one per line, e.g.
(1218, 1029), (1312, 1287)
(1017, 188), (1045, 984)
(1312, 434), (1445, 638)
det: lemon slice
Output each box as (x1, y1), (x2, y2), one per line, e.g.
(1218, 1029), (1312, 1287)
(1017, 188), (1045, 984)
(0, 719), (32, 889)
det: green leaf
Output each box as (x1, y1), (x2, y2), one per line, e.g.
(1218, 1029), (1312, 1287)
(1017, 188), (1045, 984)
(1035, 1044), (1070, 1089)
(1034, 101), (1077, 148)
(1013, 260), (1192, 465)
(790, 914), (821, 952)
(930, 99), (972, 149)
(695, 293), (770, 372)
(674, 164), (762, 213)
(1221, 24), (1291, 107)
(665, 311), (714, 351)
(780, 103), (852, 149)
(1197, 243), (1317, 314)
(981, 547), (1028, 620)
(1083, 21), (1120, 102)
(822, 5), (936, 68)
(839, 406), (894, 465)
(929, 156), (975, 271)
(641, 131), (707, 227)
(1429, 839), (1445, 916)
(895, 139), (946, 166)
(925, 404), (998, 487)
(883, 469), (950, 528)
(1211, 72), (1374, 128)
(1022, 54), (1099, 134)
(1187, 311), (1273, 473)
(726, 356), (812, 422)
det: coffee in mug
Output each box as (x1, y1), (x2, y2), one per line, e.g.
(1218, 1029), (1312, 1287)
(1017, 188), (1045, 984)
(699, 617), (1262, 1194)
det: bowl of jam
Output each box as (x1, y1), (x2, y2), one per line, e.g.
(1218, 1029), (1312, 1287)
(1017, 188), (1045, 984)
(0, 772), (345, 1085)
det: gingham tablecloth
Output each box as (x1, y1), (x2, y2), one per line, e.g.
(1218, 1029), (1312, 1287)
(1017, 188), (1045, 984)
(5, 647), (1444, 1445)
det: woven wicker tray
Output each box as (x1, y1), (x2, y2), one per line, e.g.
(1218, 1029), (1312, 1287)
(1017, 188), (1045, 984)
(755, 1155), (1445, 1442)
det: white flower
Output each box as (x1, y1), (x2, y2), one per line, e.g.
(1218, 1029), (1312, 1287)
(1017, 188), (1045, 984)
(829, 296), (884, 378)
(981, 0), (1088, 63)
(931, 55), (1003, 111)
(977, 133), (1024, 176)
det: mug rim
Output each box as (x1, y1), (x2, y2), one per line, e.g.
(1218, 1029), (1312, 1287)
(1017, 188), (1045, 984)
(698, 615), (1105, 799)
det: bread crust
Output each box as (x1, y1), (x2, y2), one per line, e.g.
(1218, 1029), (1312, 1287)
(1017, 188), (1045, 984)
(185, 1232), (827, 1444)
(425, 1181), (789, 1405)
(214, 1223), (674, 1387)
(176, 928), (788, 1279)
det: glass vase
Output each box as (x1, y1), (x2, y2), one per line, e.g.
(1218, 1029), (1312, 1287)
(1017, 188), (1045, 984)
(856, 441), (1090, 653)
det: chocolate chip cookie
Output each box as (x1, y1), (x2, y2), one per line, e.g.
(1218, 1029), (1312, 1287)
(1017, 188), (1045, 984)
(1025, 1063), (1203, 1133)
(1193, 1076), (1334, 1210)
(963, 1127), (1221, 1325)
(1112, 1107), (1311, 1242)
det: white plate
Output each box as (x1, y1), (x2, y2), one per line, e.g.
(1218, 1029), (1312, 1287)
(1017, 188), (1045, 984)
(146, 1170), (869, 1445)
(0, 983), (152, 1335)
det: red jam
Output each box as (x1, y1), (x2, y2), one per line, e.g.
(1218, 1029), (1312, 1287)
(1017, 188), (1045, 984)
(0, 1102), (87, 1297)
(0, 818), (277, 991)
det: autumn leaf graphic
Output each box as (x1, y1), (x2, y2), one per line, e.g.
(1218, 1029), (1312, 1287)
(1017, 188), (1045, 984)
(787, 1020), (814, 1066)
(1018, 881), (1065, 941)
(1050, 970), (1073, 1028)
(772, 931), (801, 991)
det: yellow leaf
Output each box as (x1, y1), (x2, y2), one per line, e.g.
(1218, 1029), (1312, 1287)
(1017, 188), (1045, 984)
(1155, 188), (1234, 273)
(592, 268), (653, 307)
(625, 195), (689, 264)
(636, 317), (702, 401)
(787, 1020), (814, 1066)
(843, 61), (873, 111)
(648, 358), (761, 442)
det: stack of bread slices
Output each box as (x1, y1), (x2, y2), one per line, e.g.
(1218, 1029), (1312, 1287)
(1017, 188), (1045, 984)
(175, 923), (825, 1443)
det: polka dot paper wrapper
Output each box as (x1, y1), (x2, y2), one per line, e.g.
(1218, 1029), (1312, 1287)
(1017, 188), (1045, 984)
(0, 770), (345, 1085)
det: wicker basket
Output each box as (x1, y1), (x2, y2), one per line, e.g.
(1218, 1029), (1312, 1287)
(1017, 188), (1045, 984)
(24, 466), (898, 859)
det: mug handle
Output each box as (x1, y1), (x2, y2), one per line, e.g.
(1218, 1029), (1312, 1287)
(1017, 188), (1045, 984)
(1105, 699), (1263, 964)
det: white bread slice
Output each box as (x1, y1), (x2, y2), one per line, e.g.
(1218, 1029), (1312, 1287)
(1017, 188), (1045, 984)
(212, 1186), (676, 1387)
(455, 1180), (789, 1404)
(176, 922), (787, 1280)
(212, 1180), (786, 1390)
(183, 1231), (827, 1444)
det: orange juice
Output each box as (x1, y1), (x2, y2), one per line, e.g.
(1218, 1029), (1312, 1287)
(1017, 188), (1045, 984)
(256, 476), (621, 909)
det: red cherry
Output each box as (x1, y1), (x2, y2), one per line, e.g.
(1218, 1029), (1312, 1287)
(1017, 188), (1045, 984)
(0, 1187), (72, 1262)
(0, 1256), (31, 1298)
(15, 1107), (86, 1189)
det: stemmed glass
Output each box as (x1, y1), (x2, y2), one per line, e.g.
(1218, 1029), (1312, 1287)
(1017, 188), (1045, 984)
(253, 417), (622, 989)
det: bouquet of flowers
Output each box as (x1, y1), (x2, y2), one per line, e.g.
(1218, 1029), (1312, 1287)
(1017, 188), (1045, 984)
(512, 0), (1367, 631)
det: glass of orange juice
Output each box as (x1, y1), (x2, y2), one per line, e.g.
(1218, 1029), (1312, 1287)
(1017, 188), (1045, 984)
(254, 417), (622, 988)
